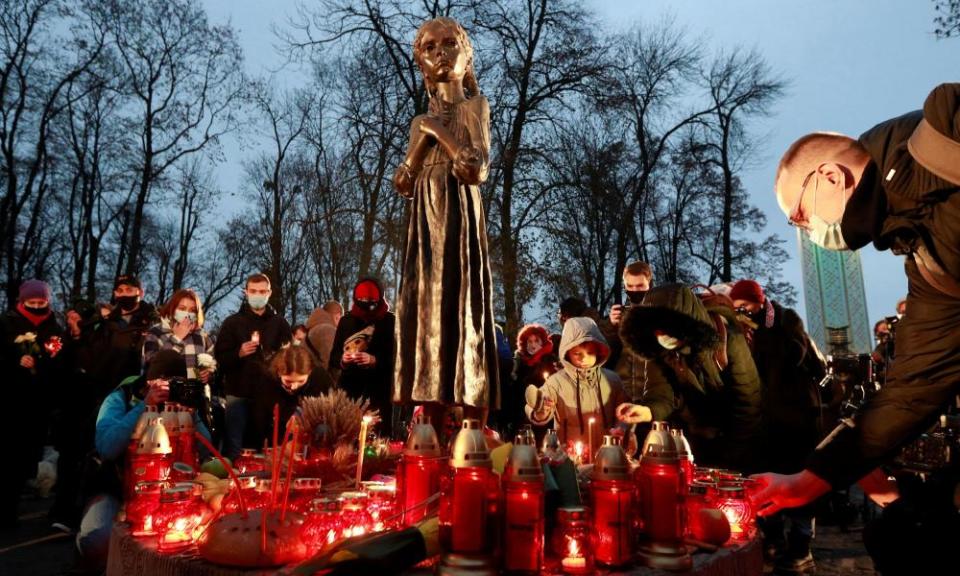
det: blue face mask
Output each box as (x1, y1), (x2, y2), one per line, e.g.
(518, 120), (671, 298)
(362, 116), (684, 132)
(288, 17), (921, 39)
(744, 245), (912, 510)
(173, 309), (198, 324)
(248, 294), (269, 310)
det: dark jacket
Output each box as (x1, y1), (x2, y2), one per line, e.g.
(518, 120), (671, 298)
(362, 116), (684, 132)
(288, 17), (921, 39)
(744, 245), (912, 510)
(87, 302), (157, 390)
(810, 85), (960, 487)
(621, 284), (764, 472)
(251, 366), (334, 448)
(214, 302), (292, 398)
(329, 308), (396, 434)
(752, 300), (826, 474)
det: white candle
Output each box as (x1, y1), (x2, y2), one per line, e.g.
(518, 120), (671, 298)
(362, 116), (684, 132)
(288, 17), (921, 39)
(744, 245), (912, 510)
(356, 415), (373, 489)
(587, 417), (596, 463)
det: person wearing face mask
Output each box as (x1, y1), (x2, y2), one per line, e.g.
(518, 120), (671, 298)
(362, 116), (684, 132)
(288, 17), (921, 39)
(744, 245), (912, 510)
(601, 261), (654, 402)
(0, 279), (65, 530)
(84, 275), (158, 395)
(730, 279), (825, 572)
(525, 317), (628, 455)
(616, 284), (763, 473)
(142, 289), (215, 383)
(214, 273), (292, 459)
(251, 345), (333, 448)
(750, 84), (960, 574)
(329, 278), (396, 436)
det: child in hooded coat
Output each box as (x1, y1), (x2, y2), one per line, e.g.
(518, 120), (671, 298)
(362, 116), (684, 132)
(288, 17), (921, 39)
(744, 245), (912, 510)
(526, 317), (628, 453)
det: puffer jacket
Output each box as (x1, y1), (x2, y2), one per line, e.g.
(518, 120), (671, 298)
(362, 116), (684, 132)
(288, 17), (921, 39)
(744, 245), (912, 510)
(621, 284), (763, 472)
(527, 317), (627, 447)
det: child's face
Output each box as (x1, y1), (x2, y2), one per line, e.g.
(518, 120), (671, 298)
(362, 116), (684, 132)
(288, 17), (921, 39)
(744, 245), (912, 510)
(418, 21), (468, 84)
(525, 335), (543, 355)
(567, 342), (600, 369)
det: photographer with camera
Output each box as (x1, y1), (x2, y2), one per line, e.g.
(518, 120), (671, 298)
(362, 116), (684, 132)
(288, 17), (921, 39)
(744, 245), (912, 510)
(76, 350), (211, 570)
(752, 83), (960, 574)
(602, 261), (654, 402)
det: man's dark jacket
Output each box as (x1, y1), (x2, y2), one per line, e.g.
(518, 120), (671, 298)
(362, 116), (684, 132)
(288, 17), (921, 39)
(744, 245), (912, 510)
(810, 83), (960, 487)
(88, 302), (157, 390)
(214, 302), (292, 398)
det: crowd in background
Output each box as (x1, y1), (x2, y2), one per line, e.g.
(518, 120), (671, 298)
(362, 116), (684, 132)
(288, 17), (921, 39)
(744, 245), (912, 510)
(1, 261), (906, 575)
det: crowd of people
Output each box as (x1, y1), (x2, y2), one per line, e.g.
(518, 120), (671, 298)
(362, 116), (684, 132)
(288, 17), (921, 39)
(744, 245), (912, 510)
(2, 80), (959, 576)
(1, 259), (846, 574)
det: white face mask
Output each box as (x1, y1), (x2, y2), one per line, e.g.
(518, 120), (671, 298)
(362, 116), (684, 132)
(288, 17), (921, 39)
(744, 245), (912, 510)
(792, 163), (851, 251)
(174, 309), (198, 324)
(656, 333), (681, 350)
(807, 216), (849, 251)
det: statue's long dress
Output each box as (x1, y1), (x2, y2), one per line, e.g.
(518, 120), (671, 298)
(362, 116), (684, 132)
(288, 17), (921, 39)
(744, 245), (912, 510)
(393, 96), (499, 408)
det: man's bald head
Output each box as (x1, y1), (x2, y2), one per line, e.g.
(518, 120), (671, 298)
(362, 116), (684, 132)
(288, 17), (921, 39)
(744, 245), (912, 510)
(775, 132), (872, 226)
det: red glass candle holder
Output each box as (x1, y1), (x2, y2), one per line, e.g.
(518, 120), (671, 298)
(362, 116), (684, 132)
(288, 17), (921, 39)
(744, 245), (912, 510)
(684, 481), (712, 539)
(222, 475), (259, 514)
(502, 441), (544, 574)
(153, 485), (209, 552)
(557, 506), (594, 575)
(713, 485), (754, 541)
(288, 478), (322, 514)
(591, 435), (635, 567)
(362, 481), (399, 532)
(126, 453), (171, 501)
(396, 417), (442, 526)
(338, 491), (373, 538)
(302, 497), (343, 551)
(234, 448), (267, 475)
(635, 432), (692, 571)
(439, 419), (499, 555)
(127, 481), (166, 536)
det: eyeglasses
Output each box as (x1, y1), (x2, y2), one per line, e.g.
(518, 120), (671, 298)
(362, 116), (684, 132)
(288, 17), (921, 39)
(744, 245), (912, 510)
(787, 169), (817, 231)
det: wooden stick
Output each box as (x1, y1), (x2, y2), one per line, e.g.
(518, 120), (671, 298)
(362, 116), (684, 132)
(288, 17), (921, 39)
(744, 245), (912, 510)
(281, 430), (297, 522)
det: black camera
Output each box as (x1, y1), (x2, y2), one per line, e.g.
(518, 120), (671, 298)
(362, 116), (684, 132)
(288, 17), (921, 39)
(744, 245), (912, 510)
(168, 377), (206, 411)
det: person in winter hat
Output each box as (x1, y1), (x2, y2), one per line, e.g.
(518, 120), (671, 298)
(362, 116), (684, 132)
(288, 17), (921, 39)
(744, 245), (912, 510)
(526, 317), (628, 456)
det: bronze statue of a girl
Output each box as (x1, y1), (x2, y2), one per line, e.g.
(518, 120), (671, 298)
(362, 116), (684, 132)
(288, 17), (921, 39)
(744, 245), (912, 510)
(393, 17), (498, 424)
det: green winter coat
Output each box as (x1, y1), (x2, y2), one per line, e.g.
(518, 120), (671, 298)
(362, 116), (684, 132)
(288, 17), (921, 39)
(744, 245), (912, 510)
(620, 284), (764, 472)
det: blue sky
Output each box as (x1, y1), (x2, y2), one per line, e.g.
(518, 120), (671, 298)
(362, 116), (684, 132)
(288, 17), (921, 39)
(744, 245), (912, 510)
(202, 0), (958, 328)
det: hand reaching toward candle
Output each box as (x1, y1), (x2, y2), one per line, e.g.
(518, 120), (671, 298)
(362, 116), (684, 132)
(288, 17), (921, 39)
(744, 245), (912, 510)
(748, 469), (831, 517)
(615, 402), (652, 424)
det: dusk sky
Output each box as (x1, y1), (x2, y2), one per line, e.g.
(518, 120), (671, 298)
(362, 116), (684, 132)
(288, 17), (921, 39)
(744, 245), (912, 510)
(201, 0), (958, 328)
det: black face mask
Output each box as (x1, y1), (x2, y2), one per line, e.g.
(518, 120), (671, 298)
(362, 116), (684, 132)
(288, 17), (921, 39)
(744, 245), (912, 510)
(25, 305), (49, 316)
(357, 300), (379, 312)
(116, 295), (139, 312)
(748, 309), (764, 326)
(625, 290), (647, 305)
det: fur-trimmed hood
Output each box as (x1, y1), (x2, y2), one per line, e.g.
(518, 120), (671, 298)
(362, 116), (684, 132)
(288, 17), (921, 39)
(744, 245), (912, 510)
(620, 283), (719, 360)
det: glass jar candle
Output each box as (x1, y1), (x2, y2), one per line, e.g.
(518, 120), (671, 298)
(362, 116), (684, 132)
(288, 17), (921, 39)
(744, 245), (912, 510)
(302, 497), (343, 551)
(127, 481), (166, 536)
(289, 478), (322, 514)
(590, 435), (634, 568)
(439, 419), (499, 555)
(556, 506), (594, 575)
(713, 485), (754, 541)
(362, 481), (399, 532)
(153, 485), (209, 552)
(338, 491), (373, 538)
(396, 418), (442, 526)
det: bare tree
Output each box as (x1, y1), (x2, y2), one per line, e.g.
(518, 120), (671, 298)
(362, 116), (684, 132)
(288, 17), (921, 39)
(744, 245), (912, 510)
(0, 0), (106, 304)
(467, 0), (606, 333)
(97, 0), (245, 276)
(701, 47), (786, 282)
(934, 0), (960, 37)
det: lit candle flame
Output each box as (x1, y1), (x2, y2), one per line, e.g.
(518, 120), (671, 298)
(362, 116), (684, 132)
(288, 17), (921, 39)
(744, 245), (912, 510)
(568, 538), (580, 556)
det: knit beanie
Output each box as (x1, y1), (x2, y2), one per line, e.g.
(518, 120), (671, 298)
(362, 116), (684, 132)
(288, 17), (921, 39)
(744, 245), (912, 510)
(19, 279), (51, 302)
(729, 279), (765, 305)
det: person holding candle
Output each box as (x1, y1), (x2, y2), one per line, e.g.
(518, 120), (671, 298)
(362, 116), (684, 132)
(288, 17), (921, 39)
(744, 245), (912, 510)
(617, 283), (764, 472)
(751, 83), (960, 575)
(505, 323), (560, 438)
(525, 317), (628, 456)
(330, 278), (396, 436)
(214, 273), (292, 459)
(0, 279), (65, 530)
